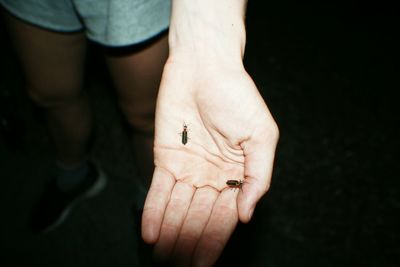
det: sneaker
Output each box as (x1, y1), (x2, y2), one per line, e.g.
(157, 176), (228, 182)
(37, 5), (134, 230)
(29, 161), (107, 233)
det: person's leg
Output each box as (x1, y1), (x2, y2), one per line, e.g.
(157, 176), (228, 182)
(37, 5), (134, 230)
(3, 12), (90, 166)
(3, 12), (108, 232)
(104, 34), (169, 189)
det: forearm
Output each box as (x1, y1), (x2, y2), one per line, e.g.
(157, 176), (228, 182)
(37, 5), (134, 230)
(169, 0), (247, 65)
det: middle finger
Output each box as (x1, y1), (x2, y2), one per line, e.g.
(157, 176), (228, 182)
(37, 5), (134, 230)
(172, 186), (219, 266)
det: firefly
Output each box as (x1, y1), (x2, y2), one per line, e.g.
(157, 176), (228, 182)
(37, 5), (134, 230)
(226, 179), (244, 188)
(181, 122), (188, 145)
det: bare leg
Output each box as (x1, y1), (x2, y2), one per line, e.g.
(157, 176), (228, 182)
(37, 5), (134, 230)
(104, 35), (169, 188)
(3, 13), (90, 166)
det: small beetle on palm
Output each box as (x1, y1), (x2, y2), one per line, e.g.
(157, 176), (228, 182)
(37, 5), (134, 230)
(226, 179), (244, 189)
(181, 122), (188, 145)
(179, 122), (190, 145)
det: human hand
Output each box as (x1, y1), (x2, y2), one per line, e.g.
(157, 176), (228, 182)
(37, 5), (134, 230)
(141, 60), (279, 267)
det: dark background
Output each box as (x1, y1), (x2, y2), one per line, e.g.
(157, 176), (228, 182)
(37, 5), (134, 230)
(0, 1), (398, 266)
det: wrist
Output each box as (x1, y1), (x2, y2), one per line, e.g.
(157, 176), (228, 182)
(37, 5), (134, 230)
(168, 26), (246, 66)
(168, 0), (247, 66)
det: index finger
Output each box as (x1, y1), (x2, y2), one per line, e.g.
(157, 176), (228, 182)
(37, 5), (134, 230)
(238, 124), (279, 223)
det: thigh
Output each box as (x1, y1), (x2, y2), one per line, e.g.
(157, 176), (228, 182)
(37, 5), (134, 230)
(3, 11), (87, 106)
(104, 34), (169, 133)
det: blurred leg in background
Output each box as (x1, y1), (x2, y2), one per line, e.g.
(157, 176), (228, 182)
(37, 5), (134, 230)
(104, 34), (169, 206)
(4, 12), (89, 166)
(3, 12), (106, 233)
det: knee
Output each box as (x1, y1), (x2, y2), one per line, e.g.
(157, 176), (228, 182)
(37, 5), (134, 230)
(26, 80), (83, 108)
(119, 101), (155, 135)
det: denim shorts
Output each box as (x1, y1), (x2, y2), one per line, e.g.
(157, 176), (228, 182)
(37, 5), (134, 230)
(0, 0), (171, 47)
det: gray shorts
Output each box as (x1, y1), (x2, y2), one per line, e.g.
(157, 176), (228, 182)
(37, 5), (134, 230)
(0, 0), (171, 47)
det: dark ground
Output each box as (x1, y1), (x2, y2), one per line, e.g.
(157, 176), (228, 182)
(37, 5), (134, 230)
(0, 1), (399, 267)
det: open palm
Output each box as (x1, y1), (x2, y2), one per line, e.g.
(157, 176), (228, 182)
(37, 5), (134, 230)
(142, 62), (279, 267)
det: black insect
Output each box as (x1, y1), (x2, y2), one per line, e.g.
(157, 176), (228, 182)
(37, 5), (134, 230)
(181, 122), (188, 145)
(226, 179), (244, 188)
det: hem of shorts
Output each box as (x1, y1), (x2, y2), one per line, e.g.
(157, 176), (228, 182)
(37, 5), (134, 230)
(0, 3), (83, 33)
(87, 27), (169, 48)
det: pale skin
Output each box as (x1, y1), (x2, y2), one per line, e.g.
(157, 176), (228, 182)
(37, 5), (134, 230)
(142, 1), (279, 267)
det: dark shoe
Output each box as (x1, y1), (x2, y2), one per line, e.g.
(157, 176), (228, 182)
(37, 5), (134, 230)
(29, 162), (107, 233)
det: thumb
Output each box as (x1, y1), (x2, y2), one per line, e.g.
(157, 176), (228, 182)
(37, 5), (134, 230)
(238, 126), (279, 223)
